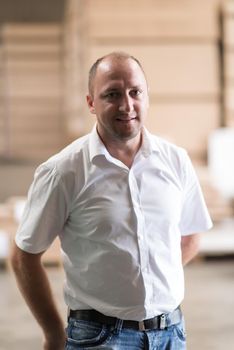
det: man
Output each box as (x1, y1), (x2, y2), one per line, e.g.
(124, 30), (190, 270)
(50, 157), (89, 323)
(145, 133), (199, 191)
(11, 52), (212, 350)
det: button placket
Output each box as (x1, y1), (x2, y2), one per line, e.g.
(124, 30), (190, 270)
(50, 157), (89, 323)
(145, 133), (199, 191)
(128, 168), (155, 305)
(128, 170), (148, 271)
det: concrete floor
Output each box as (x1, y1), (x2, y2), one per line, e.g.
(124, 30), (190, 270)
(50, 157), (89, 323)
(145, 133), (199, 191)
(0, 259), (234, 350)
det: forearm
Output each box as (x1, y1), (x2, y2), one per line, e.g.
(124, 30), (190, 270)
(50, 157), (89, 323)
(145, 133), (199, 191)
(11, 243), (65, 347)
(181, 233), (200, 266)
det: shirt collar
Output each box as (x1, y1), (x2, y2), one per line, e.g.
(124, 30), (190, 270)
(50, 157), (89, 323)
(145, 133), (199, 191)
(88, 125), (107, 162)
(140, 128), (161, 157)
(88, 125), (161, 163)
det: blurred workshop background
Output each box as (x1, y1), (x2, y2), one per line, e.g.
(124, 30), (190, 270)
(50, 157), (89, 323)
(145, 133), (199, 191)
(0, 0), (234, 349)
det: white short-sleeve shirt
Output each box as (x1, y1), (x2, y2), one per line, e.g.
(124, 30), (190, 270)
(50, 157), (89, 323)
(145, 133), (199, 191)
(15, 126), (212, 321)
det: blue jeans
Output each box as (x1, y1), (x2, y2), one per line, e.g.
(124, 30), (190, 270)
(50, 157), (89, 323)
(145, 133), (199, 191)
(65, 317), (186, 349)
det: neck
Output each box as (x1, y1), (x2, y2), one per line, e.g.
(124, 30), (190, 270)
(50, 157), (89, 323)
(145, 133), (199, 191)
(98, 130), (142, 168)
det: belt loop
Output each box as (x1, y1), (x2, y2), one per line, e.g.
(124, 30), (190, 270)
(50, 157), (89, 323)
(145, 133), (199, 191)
(113, 318), (123, 334)
(139, 321), (146, 331)
(159, 314), (167, 330)
(67, 307), (71, 322)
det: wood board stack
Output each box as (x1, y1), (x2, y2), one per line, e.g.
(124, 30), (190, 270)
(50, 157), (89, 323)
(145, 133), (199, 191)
(63, 0), (91, 137)
(0, 23), (64, 161)
(0, 45), (7, 156)
(223, 0), (234, 126)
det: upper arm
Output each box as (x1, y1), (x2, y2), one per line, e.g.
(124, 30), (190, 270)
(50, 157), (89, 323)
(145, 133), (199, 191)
(179, 152), (212, 234)
(11, 241), (44, 270)
(15, 164), (69, 254)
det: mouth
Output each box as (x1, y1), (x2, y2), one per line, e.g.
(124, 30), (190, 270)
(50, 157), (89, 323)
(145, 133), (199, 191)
(116, 116), (137, 123)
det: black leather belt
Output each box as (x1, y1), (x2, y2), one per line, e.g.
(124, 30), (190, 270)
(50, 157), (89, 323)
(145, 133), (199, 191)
(69, 307), (182, 331)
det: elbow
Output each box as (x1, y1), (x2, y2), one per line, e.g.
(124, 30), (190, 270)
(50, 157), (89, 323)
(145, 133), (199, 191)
(193, 234), (200, 255)
(10, 242), (22, 272)
(190, 234), (200, 255)
(181, 233), (201, 265)
(182, 233), (200, 252)
(10, 242), (44, 273)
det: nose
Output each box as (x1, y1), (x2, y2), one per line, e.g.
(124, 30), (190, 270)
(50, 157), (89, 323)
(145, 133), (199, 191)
(119, 94), (134, 113)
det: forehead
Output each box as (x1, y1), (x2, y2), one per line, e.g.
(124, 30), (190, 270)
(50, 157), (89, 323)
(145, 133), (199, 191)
(94, 58), (147, 89)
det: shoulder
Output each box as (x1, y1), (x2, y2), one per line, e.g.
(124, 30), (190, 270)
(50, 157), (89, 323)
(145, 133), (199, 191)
(149, 132), (188, 166)
(146, 131), (194, 186)
(33, 133), (91, 192)
(41, 133), (90, 174)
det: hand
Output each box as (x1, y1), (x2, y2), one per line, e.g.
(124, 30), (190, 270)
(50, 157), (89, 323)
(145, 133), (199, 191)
(43, 333), (66, 350)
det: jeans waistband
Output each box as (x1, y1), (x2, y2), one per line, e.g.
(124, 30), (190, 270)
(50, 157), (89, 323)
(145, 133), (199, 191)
(69, 306), (182, 331)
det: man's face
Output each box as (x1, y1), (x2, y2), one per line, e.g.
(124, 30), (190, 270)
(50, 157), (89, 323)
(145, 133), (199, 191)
(87, 57), (149, 143)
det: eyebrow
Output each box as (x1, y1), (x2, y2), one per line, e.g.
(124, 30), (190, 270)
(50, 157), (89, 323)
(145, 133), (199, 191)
(103, 85), (143, 91)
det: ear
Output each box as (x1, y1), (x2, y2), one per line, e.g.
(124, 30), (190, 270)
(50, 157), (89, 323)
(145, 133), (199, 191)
(86, 95), (96, 114)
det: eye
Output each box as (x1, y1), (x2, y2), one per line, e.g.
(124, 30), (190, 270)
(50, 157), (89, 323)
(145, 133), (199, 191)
(105, 91), (121, 99)
(130, 89), (142, 97)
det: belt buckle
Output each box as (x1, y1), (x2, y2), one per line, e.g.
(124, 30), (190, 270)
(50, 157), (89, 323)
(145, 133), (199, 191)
(139, 321), (145, 331)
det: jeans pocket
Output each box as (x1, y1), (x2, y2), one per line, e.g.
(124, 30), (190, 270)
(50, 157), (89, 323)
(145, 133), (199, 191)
(172, 317), (187, 342)
(66, 319), (111, 348)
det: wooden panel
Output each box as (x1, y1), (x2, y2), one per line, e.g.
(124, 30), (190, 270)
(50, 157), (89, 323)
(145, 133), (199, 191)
(87, 0), (220, 17)
(87, 0), (219, 39)
(224, 87), (234, 110)
(2, 24), (61, 40)
(223, 1), (234, 127)
(0, 104), (5, 116)
(10, 129), (61, 143)
(9, 112), (62, 131)
(0, 111), (6, 152)
(9, 147), (62, 161)
(223, 17), (234, 47)
(9, 102), (61, 115)
(9, 118), (62, 132)
(7, 75), (61, 88)
(146, 102), (220, 156)
(0, 137), (6, 152)
(89, 44), (220, 95)
(7, 85), (62, 98)
(6, 61), (61, 73)
(5, 52), (60, 61)
(224, 52), (234, 79)
(225, 110), (234, 127)
(4, 43), (61, 55)
(0, 23), (64, 161)
(8, 96), (62, 105)
(0, 115), (5, 126)
(223, 0), (234, 15)
(225, 90), (234, 124)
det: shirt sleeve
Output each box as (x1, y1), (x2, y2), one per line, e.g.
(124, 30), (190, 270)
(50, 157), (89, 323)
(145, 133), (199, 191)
(179, 152), (213, 236)
(15, 163), (69, 253)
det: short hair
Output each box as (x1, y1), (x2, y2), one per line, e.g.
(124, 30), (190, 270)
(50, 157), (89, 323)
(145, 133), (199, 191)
(88, 51), (146, 96)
